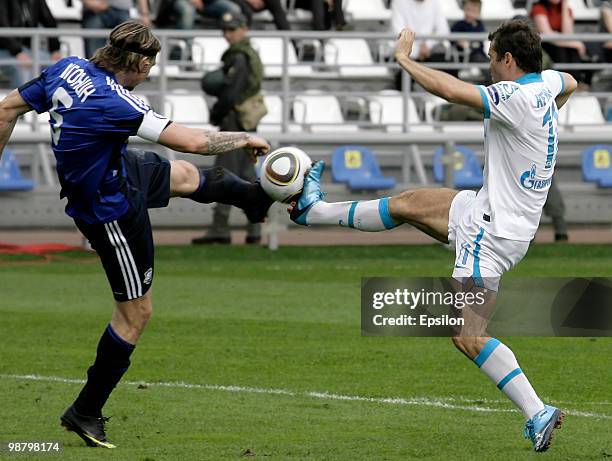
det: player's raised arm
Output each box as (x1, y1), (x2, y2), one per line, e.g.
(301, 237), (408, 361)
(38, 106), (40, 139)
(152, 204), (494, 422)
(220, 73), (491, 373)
(554, 71), (577, 110)
(156, 122), (270, 159)
(394, 28), (484, 111)
(0, 90), (33, 159)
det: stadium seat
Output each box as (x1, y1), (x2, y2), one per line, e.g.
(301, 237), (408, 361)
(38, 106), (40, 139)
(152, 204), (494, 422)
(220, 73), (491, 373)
(163, 91), (211, 129)
(368, 90), (432, 132)
(481, 0), (521, 21)
(441, 0), (464, 21)
(60, 36), (85, 58)
(424, 96), (483, 134)
(0, 149), (34, 191)
(331, 145), (396, 190)
(46, 0), (82, 21)
(147, 52), (182, 78)
(192, 37), (228, 72)
(557, 95), (612, 134)
(344, 0), (392, 22)
(250, 37), (313, 78)
(257, 94), (302, 133)
(433, 145), (483, 188)
(293, 91), (359, 133)
(582, 145), (612, 187)
(567, 0), (599, 20)
(323, 39), (388, 78)
(252, 9), (274, 22)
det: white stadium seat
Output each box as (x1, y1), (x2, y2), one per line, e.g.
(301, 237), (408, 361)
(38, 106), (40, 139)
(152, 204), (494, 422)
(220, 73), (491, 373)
(557, 96), (612, 134)
(257, 94), (303, 133)
(162, 91), (212, 130)
(481, 0), (518, 21)
(323, 39), (388, 78)
(567, 0), (599, 21)
(46, 0), (82, 21)
(250, 37), (312, 78)
(293, 91), (358, 133)
(424, 95), (483, 134)
(60, 36), (85, 58)
(252, 9), (274, 22)
(148, 52), (181, 78)
(368, 90), (432, 133)
(344, 0), (392, 22)
(441, 0), (464, 22)
(191, 37), (228, 71)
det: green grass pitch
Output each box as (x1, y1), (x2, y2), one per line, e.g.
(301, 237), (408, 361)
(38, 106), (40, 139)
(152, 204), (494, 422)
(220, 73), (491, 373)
(0, 244), (611, 460)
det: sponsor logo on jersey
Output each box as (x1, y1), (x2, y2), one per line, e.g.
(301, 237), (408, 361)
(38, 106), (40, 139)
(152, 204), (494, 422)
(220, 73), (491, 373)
(498, 83), (518, 102)
(520, 164), (552, 190)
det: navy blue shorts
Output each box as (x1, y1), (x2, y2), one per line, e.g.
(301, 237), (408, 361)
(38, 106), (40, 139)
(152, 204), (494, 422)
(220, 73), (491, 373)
(75, 149), (171, 302)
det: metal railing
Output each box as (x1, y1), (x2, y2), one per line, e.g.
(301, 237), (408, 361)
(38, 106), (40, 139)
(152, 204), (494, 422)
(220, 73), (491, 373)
(1, 28), (612, 133)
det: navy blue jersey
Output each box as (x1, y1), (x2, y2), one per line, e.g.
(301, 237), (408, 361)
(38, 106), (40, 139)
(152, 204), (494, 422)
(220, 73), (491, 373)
(19, 56), (170, 224)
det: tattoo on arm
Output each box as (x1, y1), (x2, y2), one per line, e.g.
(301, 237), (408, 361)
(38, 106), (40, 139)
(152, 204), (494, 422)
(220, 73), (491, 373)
(204, 131), (249, 155)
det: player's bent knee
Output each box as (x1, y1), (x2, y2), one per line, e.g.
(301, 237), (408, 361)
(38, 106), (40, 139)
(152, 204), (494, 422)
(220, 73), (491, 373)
(170, 160), (200, 196)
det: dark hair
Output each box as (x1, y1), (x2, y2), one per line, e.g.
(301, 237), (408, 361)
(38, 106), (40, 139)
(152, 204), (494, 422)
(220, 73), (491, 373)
(90, 21), (161, 73)
(488, 19), (543, 74)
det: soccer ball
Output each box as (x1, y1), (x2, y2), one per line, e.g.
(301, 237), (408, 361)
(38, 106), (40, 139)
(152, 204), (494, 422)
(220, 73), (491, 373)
(260, 147), (312, 203)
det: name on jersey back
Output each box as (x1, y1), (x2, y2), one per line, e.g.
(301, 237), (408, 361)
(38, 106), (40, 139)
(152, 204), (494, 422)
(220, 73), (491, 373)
(59, 62), (96, 102)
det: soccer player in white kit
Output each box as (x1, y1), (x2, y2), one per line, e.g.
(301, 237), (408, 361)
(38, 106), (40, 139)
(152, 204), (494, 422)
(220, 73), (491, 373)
(290, 20), (577, 452)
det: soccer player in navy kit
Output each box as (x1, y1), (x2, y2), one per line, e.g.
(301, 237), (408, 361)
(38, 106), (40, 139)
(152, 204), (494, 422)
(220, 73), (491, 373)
(0, 21), (272, 448)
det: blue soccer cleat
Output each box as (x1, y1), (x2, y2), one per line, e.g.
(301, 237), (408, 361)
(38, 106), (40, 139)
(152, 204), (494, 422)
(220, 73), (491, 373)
(524, 404), (565, 452)
(290, 160), (325, 226)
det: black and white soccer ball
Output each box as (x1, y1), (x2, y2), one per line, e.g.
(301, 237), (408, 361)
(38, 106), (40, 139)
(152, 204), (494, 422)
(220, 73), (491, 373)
(260, 147), (312, 203)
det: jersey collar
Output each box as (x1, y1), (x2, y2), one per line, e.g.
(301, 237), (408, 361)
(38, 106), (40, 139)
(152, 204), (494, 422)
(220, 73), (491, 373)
(515, 73), (543, 85)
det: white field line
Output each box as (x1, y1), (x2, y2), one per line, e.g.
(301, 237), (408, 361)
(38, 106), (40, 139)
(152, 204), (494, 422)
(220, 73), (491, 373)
(1, 373), (610, 420)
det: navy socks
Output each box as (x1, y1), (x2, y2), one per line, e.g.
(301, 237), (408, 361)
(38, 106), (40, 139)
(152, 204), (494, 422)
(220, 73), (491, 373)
(73, 324), (135, 417)
(186, 167), (259, 209)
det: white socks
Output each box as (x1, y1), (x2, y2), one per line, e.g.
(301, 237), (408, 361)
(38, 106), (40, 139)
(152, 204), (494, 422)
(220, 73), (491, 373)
(474, 338), (545, 420)
(305, 198), (399, 231)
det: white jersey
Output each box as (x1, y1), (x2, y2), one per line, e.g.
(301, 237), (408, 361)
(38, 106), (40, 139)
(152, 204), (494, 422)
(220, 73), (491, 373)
(472, 70), (565, 241)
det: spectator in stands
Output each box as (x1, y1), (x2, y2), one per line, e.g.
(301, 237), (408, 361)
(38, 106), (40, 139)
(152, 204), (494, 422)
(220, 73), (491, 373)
(451, 0), (488, 63)
(530, 0), (588, 82)
(601, 1), (612, 63)
(543, 178), (568, 242)
(82, 0), (151, 58)
(193, 12), (266, 245)
(230, 0), (292, 30)
(391, 0), (449, 61)
(391, 0), (449, 88)
(295, 0), (349, 31)
(0, 0), (62, 89)
(155, 0), (243, 30)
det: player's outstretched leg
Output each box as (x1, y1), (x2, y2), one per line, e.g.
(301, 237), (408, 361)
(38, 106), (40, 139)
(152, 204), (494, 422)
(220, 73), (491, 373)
(454, 335), (564, 452)
(290, 161), (457, 242)
(171, 160), (273, 223)
(290, 161), (398, 231)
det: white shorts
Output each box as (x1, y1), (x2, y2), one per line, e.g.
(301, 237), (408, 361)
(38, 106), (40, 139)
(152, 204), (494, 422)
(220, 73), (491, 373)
(448, 190), (530, 291)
